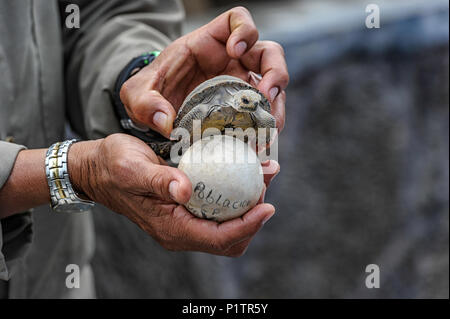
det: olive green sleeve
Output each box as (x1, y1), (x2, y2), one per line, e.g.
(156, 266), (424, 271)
(0, 141), (26, 190)
(0, 141), (33, 281)
(60, 0), (184, 138)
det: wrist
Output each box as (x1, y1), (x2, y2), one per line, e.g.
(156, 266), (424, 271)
(113, 51), (161, 142)
(0, 148), (48, 218)
(68, 139), (103, 202)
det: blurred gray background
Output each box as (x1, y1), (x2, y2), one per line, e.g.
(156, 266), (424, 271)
(91, 0), (449, 298)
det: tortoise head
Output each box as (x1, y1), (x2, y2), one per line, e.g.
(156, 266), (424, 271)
(232, 90), (261, 112)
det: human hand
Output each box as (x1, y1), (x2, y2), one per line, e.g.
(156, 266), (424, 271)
(69, 134), (278, 257)
(120, 6), (289, 139)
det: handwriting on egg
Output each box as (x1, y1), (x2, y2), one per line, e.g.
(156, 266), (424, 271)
(190, 182), (251, 217)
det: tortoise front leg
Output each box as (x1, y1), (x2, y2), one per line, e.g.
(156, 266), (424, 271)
(176, 103), (215, 136)
(250, 107), (276, 143)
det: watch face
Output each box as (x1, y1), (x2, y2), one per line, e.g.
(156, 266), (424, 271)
(54, 202), (93, 213)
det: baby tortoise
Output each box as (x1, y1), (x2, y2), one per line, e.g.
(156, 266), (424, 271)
(149, 75), (276, 158)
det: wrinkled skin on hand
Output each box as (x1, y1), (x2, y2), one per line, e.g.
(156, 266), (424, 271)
(120, 6), (289, 139)
(70, 134), (279, 257)
(72, 7), (288, 257)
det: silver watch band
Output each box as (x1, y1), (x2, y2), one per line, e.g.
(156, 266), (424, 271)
(45, 139), (95, 213)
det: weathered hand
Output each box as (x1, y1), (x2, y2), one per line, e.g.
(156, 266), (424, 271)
(69, 134), (277, 257)
(120, 6), (289, 138)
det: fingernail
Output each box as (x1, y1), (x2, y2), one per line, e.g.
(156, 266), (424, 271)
(235, 41), (247, 57)
(262, 211), (275, 225)
(153, 111), (169, 132)
(169, 181), (179, 200)
(269, 87), (279, 102)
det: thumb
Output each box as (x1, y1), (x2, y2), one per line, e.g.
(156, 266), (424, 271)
(144, 164), (192, 204)
(122, 88), (177, 139)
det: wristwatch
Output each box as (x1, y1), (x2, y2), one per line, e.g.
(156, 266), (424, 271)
(45, 139), (95, 213)
(112, 50), (168, 146)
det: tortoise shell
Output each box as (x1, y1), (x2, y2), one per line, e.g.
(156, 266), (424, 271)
(174, 75), (271, 128)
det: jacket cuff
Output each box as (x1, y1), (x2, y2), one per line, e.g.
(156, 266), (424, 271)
(0, 141), (33, 281)
(0, 141), (26, 189)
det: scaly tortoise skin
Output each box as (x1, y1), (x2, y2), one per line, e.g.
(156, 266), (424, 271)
(149, 75), (276, 158)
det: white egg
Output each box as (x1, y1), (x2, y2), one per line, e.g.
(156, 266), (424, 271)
(178, 135), (264, 222)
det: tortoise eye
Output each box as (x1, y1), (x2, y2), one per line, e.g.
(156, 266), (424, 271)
(242, 97), (249, 104)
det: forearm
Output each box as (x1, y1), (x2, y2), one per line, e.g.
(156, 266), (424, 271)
(0, 140), (101, 219)
(0, 149), (48, 218)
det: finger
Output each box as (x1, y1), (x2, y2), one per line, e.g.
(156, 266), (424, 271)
(258, 184), (267, 204)
(206, 6), (259, 59)
(143, 164), (192, 204)
(247, 71), (285, 132)
(223, 237), (252, 257)
(248, 71), (262, 87)
(214, 203), (274, 247)
(120, 84), (176, 138)
(240, 41), (289, 102)
(178, 203), (275, 254)
(247, 71), (286, 132)
(157, 156), (169, 166)
(271, 90), (286, 132)
(261, 160), (280, 186)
